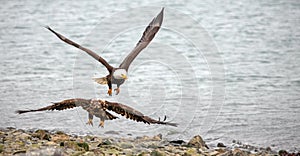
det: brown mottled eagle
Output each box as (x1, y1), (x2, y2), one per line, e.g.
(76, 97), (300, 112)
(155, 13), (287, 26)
(16, 98), (177, 127)
(46, 8), (164, 96)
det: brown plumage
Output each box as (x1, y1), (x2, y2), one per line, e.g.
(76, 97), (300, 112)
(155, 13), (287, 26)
(16, 98), (177, 127)
(46, 8), (164, 96)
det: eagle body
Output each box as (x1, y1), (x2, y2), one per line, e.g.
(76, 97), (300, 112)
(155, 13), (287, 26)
(16, 98), (177, 127)
(46, 8), (164, 96)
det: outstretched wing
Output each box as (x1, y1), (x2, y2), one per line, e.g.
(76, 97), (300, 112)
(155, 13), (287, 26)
(103, 100), (177, 126)
(46, 26), (113, 72)
(16, 98), (90, 114)
(119, 8), (164, 71)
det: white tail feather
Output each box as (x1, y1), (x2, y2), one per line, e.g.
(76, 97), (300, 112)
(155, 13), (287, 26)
(93, 77), (108, 85)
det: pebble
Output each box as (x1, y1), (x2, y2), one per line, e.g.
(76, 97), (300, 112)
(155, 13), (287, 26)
(0, 128), (296, 156)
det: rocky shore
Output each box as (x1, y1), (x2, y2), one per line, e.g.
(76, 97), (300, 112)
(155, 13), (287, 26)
(0, 128), (298, 156)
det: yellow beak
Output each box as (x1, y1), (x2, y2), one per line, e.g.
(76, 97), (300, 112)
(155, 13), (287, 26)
(121, 74), (128, 80)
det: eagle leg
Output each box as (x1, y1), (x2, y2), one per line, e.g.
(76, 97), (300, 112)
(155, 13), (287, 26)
(86, 118), (93, 126)
(107, 89), (113, 96)
(99, 120), (105, 128)
(114, 87), (120, 95)
(107, 80), (112, 96)
(86, 113), (93, 126)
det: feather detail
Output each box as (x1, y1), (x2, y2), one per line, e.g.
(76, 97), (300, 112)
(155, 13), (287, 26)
(16, 98), (177, 127)
(93, 77), (108, 85)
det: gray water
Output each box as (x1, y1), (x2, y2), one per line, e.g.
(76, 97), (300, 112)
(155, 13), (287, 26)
(1, 0), (299, 151)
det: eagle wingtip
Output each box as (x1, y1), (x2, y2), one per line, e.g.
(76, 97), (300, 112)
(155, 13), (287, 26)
(15, 110), (27, 114)
(44, 25), (51, 30)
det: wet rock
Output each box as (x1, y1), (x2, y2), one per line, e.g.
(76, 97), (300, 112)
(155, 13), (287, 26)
(183, 148), (200, 156)
(265, 146), (272, 152)
(219, 151), (233, 156)
(217, 142), (226, 148)
(97, 139), (112, 147)
(187, 135), (208, 149)
(55, 131), (66, 135)
(77, 142), (89, 151)
(51, 133), (70, 142)
(19, 133), (31, 140)
(119, 142), (134, 149)
(279, 150), (288, 156)
(169, 140), (186, 146)
(209, 150), (220, 156)
(136, 134), (162, 142)
(138, 151), (150, 156)
(12, 150), (27, 155)
(232, 148), (248, 156)
(82, 151), (96, 156)
(2, 128), (298, 156)
(45, 141), (57, 146)
(150, 149), (165, 156)
(33, 129), (51, 140)
(153, 134), (162, 141)
(104, 130), (120, 135)
(0, 144), (4, 153)
(64, 141), (86, 151)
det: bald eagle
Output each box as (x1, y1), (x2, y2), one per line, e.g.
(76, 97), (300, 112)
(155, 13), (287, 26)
(16, 98), (177, 127)
(46, 8), (164, 96)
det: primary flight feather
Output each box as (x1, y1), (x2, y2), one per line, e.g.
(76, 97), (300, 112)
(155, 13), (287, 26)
(46, 8), (164, 96)
(16, 98), (177, 128)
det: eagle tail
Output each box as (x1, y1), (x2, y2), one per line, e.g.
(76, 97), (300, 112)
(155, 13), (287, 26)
(93, 77), (108, 85)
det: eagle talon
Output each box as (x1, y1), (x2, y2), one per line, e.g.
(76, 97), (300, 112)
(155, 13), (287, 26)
(86, 119), (93, 126)
(107, 89), (112, 96)
(114, 88), (120, 95)
(99, 120), (105, 128)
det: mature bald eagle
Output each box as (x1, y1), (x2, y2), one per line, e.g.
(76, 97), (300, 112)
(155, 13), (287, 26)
(16, 98), (177, 127)
(46, 8), (164, 96)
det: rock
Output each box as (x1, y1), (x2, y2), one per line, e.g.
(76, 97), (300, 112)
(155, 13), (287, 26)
(153, 134), (162, 141)
(2, 128), (296, 156)
(217, 142), (226, 148)
(82, 151), (96, 156)
(232, 148), (248, 156)
(45, 141), (57, 146)
(278, 150), (288, 156)
(169, 140), (186, 146)
(98, 139), (112, 146)
(187, 135), (208, 149)
(209, 150), (220, 156)
(183, 148), (200, 156)
(77, 142), (89, 151)
(119, 142), (134, 149)
(265, 146), (272, 152)
(136, 134), (162, 141)
(64, 141), (86, 151)
(0, 144), (4, 153)
(55, 131), (66, 135)
(104, 131), (120, 135)
(19, 133), (31, 140)
(137, 151), (150, 156)
(51, 133), (70, 142)
(218, 151), (233, 156)
(33, 129), (51, 140)
(150, 149), (165, 156)
(12, 150), (27, 155)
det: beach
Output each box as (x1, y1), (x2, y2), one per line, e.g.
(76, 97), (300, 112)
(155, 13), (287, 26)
(1, 127), (297, 156)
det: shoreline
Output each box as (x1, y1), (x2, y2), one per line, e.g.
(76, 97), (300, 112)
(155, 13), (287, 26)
(0, 127), (298, 156)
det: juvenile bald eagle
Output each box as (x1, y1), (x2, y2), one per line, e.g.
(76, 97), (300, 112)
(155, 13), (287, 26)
(16, 98), (177, 127)
(46, 8), (164, 96)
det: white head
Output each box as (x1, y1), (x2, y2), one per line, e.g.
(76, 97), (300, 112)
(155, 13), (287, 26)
(113, 69), (128, 80)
